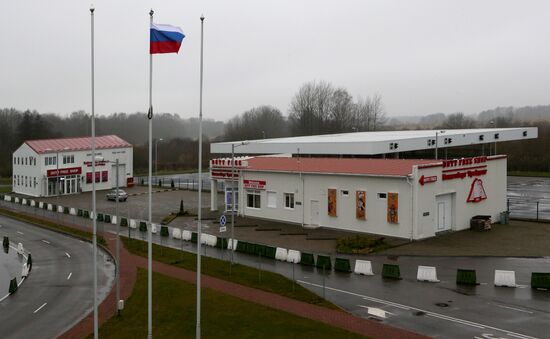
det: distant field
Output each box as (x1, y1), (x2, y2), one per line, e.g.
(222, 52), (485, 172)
(508, 171), (550, 178)
(95, 269), (367, 339)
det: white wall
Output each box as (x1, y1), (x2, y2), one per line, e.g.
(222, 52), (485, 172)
(12, 143), (41, 197)
(239, 171), (414, 239)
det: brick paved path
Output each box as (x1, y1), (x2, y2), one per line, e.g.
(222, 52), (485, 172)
(5, 209), (427, 339)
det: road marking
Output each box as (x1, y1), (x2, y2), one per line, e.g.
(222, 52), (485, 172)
(0, 293), (9, 303)
(494, 304), (533, 314)
(33, 302), (47, 314)
(67, 272), (72, 280)
(297, 280), (539, 339)
(65, 252), (71, 258)
(17, 231), (24, 235)
(41, 240), (50, 244)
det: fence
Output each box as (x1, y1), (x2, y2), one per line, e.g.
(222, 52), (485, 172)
(507, 198), (550, 221)
(134, 176), (225, 193)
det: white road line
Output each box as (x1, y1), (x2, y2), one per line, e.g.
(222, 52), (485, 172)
(67, 272), (72, 280)
(0, 293), (9, 303)
(17, 231), (24, 235)
(495, 304), (534, 314)
(65, 252), (71, 258)
(297, 280), (539, 339)
(41, 239), (50, 244)
(33, 302), (47, 314)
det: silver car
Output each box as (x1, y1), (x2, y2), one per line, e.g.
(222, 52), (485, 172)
(106, 189), (128, 202)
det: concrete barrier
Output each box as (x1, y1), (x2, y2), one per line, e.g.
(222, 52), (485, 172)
(151, 224), (158, 234)
(4, 195), (11, 202)
(22, 198), (27, 205)
(160, 225), (169, 237)
(201, 234), (217, 246)
(354, 260), (374, 275)
(227, 238), (238, 250)
(316, 255), (332, 270)
(21, 263), (29, 278)
(382, 264), (401, 280)
(300, 252), (315, 266)
(14, 197), (19, 204)
(69, 208), (77, 216)
(334, 258), (352, 273)
(129, 219), (137, 229)
(90, 212), (95, 220)
(38, 201), (44, 208)
(17, 242), (24, 255)
(531, 272), (550, 290)
(275, 247), (288, 261)
(9, 278), (17, 294)
(456, 269), (477, 285)
(30, 200), (36, 207)
(286, 249), (301, 263)
(494, 270), (516, 287)
(111, 216), (118, 225)
(181, 230), (192, 241)
(139, 221), (147, 232)
(172, 228), (182, 239)
(417, 266), (440, 282)
(57, 205), (63, 213)
(47, 204), (53, 211)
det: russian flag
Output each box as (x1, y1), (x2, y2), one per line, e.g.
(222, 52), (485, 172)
(150, 23), (185, 54)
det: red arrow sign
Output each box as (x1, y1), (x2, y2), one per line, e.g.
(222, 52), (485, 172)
(419, 175), (437, 186)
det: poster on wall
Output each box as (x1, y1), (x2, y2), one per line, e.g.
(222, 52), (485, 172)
(328, 188), (337, 216)
(356, 190), (366, 219)
(387, 192), (399, 223)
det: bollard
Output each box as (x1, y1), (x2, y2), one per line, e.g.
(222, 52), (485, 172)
(3, 236), (9, 248)
(9, 278), (18, 294)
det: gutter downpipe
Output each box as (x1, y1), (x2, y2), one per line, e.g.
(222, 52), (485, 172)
(406, 173), (414, 241)
(298, 148), (304, 228)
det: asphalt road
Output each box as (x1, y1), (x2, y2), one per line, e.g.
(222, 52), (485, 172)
(0, 214), (114, 339)
(507, 176), (550, 220)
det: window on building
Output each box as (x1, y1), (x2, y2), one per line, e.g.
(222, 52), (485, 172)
(246, 190), (261, 209)
(267, 191), (277, 208)
(341, 190), (349, 197)
(13, 157), (16, 164)
(377, 192), (387, 199)
(284, 193), (295, 209)
(17, 157), (20, 165)
(102, 171), (108, 182)
(34, 177), (37, 188)
(13, 177), (16, 186)
(25, 176), (27, 187)
(25, 158), (27, 165)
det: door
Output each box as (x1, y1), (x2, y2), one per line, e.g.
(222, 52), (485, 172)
(310, 200), (320, 226)
(437, 202), (446, 231)
(111, 164), (126, 188)
(435, 194), (453, 232)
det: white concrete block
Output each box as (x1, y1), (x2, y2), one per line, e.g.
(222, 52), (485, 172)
(151, 224), (158, 234)
(14, 197), (20, 204)
(21, 263), (29, 278)
(39, 201), (44, 208)
(200, 234), (217, 246)
(57, 205), (64, 213)
(228, 238), (238, 251)
(22, 199), (27, 205)
(30, 200), (36, 207)
(172, 228), (182, 239)
(4, 195), (11, 202)
(89, 212), (95, 220)
(181, 230), (192, 241)
(275, 247), (288, 261)
(354, 260), (374, 275)
(111, 216), (118, 225)
(47, 204), (53, 211)
(129, 219), (137, 229)
(208, 234), (217, 246)
(417, 266), (440, 282)
(494, 270), (516, 287)
(286, 249), (301, 263)
(17, 242), (24, 255)
(69, 208), (77, 216)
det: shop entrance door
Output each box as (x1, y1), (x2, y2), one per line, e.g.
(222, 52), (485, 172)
(436, 194), (453, 232)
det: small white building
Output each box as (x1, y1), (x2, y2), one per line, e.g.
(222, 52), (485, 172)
(210, 155), (507, 240)
(12, 135), (133, 197)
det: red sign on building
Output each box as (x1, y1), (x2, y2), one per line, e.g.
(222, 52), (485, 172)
(418, 175), (437, 186)
(47, 167), (82, 177)
(243, 179), (266, 190)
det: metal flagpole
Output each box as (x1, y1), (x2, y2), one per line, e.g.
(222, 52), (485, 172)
(89, 5), (98, 339)
(196, 14), (205, 339)
(148, 9), (154, 339)
(115, 158), (120, 315)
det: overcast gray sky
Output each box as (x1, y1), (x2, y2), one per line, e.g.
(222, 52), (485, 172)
(1, 1), (549, 121)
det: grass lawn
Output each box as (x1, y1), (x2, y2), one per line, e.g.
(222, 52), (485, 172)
(508, 171), (550, 178)
(0, 185), (12, 193)
(0, 177), (11, 185)
(96, 269), (367, 339)
(0, 207), (106, 246)
(122, 237), (337, 309)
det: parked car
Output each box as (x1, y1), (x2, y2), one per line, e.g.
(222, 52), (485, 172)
(106, 189), (128, 202)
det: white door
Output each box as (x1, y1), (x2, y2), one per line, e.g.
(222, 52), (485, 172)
(310, 200), (320, 225)
(435, 194), (453, 232)
(112, 164), (126, 188)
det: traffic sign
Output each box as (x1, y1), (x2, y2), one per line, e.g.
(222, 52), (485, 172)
(219, 214), (227, 233)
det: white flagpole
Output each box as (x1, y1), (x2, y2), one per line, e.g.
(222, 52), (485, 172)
(148, 9), (154, 339)
(196, 14), (205, 339)
(89, 5), (98, 339)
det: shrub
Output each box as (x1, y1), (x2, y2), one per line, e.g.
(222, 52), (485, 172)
(336, 235), (389, 254)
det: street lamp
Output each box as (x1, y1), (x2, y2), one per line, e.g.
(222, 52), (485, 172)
(155, 138), (163, 178)
(435, 130), (445, 160)
(490, 120), (496, 155)
(230, 141), (249, 267)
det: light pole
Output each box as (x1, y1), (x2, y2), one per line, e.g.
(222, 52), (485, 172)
(155, 137), (163, 177)
(115, 158), (121, 315)
(230, 141), (249, 266)
(490, 120), (496, 155)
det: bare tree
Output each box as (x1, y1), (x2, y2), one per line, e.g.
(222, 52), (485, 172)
(369, 94), (386, 131)
(440, 112), (477, 129)
(224, 105), (287, 141)
(289, 81), (336, 135)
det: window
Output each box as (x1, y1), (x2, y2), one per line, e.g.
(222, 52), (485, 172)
(102, 171), (108, 182)
(17, 157), (20, 165)
(63, 155), (75, 164)
(267, 191), (277, 208)
(34, 177), (37, 188)
(377, 192), (387, 199)
(246, 190), (261, 209)
(284, 193), (295, 209)
(13, 157), (16, 164)
(25, 176), (28, 187)
(25, 157), (27, 165)
(341, 190), (349, 197)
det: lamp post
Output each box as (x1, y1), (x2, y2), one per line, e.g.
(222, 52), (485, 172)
(490, 120), (496, 155)
(155, 138), (163, 177)
(230, 141), (249, 266)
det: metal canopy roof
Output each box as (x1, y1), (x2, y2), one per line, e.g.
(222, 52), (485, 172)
(211, 127), (538, 155)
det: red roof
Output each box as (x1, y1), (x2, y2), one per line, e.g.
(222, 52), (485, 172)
(25, 135), (132, 154)
(246, 157), (438, 177)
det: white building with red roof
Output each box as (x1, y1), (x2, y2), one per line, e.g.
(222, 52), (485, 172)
(12, 135), (133, 197)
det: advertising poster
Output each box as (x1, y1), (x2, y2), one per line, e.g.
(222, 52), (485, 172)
(356, 190), (366, 219)
(328, 188), (337, 216)
(387, 192), (399, 223)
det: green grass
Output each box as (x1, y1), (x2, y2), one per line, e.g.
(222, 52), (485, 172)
(508, 171), (550, 178)
(95, 269), (366, 339)
(336, 235), (392, 254)
(0, 207), (106, 246)
(122, 237), (337, 310)
(0, 186), (12, 193)
(0, 177), (11, 185)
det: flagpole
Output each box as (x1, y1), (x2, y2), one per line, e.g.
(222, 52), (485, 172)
(148, 8), (154, 339)
(89, 5), (98, 339)
(196, 14), (205, 339)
